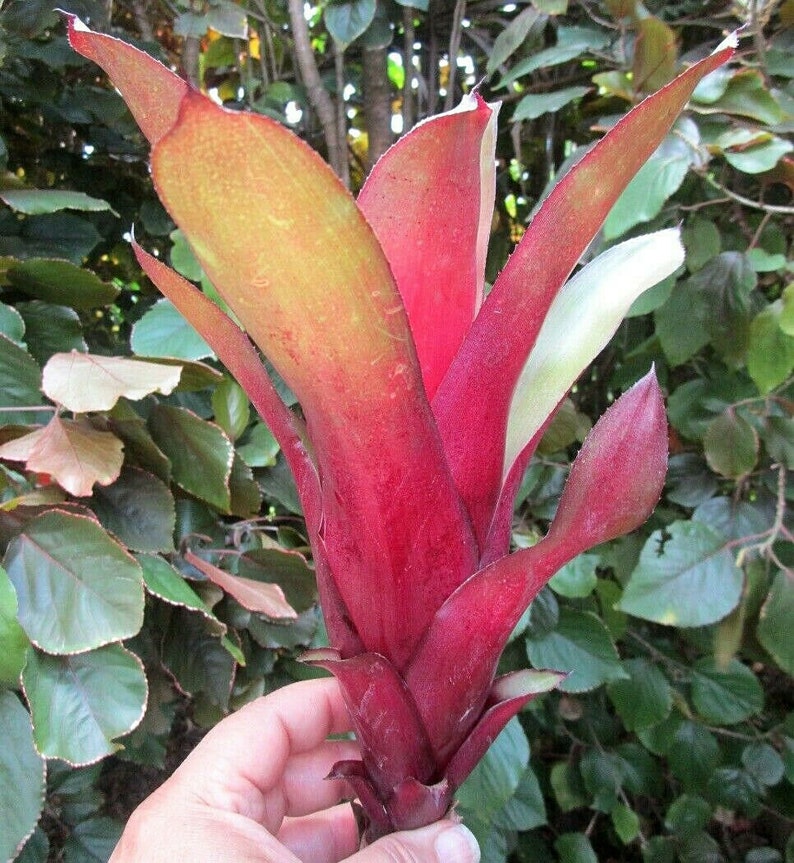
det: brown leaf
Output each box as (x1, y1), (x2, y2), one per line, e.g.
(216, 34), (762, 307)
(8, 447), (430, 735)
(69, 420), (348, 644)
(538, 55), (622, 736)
(0, 416), (125, 496)
(185, 551), (298, 620)
(42, 351), (182, 413)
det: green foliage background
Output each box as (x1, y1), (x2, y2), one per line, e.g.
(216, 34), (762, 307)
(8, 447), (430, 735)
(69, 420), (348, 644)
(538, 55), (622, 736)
(0, 0), (793, 861)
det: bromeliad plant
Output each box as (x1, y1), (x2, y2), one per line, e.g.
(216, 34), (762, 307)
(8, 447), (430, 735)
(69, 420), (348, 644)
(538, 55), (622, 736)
(68, 17), (734, 840)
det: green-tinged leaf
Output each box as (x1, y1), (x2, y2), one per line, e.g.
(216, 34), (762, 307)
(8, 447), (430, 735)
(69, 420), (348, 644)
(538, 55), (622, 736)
(654, 280), (711, 366)
(160, 606), (235, 709)
(693, 68), (784, 124)
(492, 765), (547, 830)
(0, 691), (45, 863)
(0, 301), (26, 344)
(526, 608), (627, 693)
(692, 66), (732, 104)
(692, 496), (770, 548)
(555, 833), (598, 863)
(512, 85), (589, 121)
(757, 571), (794, 674)
(62, 816), (123, 863)
(678, 831), (725, 863)
(607, 658), (672, 731)
(604, 122), (698, 239)
(743, 742), (785, 787)
(707, 767), (763, 817)
(3, 510), (144, 653)
(130, 298), (215, 361)
(703, 410), (758, 479)
(212, 377), (250, 441)
(691, 657), (763, 724)
(665, 794), (712, 838)
(0, 416), (125, 497)
(169, 229), (204, 281)
(496, 25), (608, 86)
(238, 421), (280, 467)
(505, 229), (683, 472)
(0, 334), (50, 425)
(17, 301), (86, 365)
(137, 553), (224, 633)
(748, 302), (794, 393)
(633, 17), (677, 92)
(618, 521), (743, 627)
(91, 468), (176, 552)
(107, 401), (172, 483)
(683, 216), (721, 272)
(486, 7), (542, 76)
(612, 803), (640, 843)
(457, 717), (529, 824)
(548, 552), (598, 598)
(0, 565), (29, 686)
(207, 1), (248, 38)
(228, 453), (261, 518)
(237, 548), (318, 614)
(23, 644), (147, 765)
(0, 188), (115, 215)
(324, 0), (376, 48)
(6, 260), (119, 308)
(643, 836), (676, 863)
(550, 760), (588, 812)
(580, 747), (624, 811)
(42, 351), (182, 412)
(668, 720), (721, 792)
(724, 136), (793, 174)
(148, 405), (233, 512)
(746, 248), (787, 272)
(15, 827), (49, 863)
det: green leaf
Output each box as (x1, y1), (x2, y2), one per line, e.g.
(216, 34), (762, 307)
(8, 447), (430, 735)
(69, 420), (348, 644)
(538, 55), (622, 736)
(91, 468), (176, 552)
(496, 26), (608, 86)
(703, 410), (759, 479)
(206, 2), (248, 38)
(486, 7), (543, 76)
(763, 416), (794, 469)
(15, 827), (49, 863)
(683, 216), (721, 272)
(691, 657), (763, 724)
(743, 742), (785, 787)
(23, 643), (147, 765)
(654, 280), (711, 366)
(17, 301), (86, 364)
(492, 765), (547, 831)
(526, 608), (627, 693)
(555, 833), (598, 863)
(604, 121), (698, 239)
(724, 136), (793, 174)
(238, 548), (318, 614)
(458, 717), (530, 830)
(692, 496), (771, 547)
(607, 658), (672, 731)
(512, 85), (589, 121)
(618, 521), (743, 627)
(0, 300), (26, 344)
(6, 259), (119, 308)
(0, 188), (115, 215)
(707, 767), (763, 816)
(757, 571), (794, 674)
(228, 453), (262, 518)
(62, 816), (123, 863)
(0, 565), (30, 686)
(212, 377), (250, 442)
(611, 803), (640, 843)
(131, 298), (214, 361)
(324, 0), (376, 48)
(0, 333), (50, 425)
(148, 405), (233, 512)
(677, 831), (725, 863)
(665, 794), (712, 838)
(748, 302), (794, 394)
(169, 229), (204, 281)
(0, 690), (46, 863)
(667, 720), (721, 792)
(548, 552), (598, 598)
(238, 421), (280, 468)
(693, 69), (784, 124)
(580, 747), (624, 811)
(4, 510), (144, 653)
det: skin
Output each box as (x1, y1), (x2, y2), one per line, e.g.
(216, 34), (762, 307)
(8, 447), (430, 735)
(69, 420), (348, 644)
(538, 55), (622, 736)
(109, 678), (480, 863)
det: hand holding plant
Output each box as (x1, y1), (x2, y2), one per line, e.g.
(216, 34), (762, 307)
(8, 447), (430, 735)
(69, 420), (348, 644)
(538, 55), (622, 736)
(67, 16), (735, 841)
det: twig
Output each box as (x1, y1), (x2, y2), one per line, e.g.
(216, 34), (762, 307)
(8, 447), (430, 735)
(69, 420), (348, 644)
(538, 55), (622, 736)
(444, 0), (466, 111)
(702, 173), (794, 216)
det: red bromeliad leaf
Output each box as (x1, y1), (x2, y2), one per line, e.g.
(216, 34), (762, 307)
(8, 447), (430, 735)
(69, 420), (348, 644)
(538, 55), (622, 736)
(65, 15), (186, 145)
(302, 649), (435, 794)
(149, 91), (478, 667)
(185, 551), (298, 620)
(406, 370), (667, 760)
(358, 95), (497, 399)
(432, 37), (736, 549)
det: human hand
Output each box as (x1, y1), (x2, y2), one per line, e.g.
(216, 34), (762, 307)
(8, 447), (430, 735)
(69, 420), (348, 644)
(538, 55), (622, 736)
(109, 677), (480, 862)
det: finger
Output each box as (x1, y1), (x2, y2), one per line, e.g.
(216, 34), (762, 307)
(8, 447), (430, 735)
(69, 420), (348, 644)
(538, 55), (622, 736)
(353, 821), (481, 863)
(280, 739), (360, 816)
(277, 803), (360, 863)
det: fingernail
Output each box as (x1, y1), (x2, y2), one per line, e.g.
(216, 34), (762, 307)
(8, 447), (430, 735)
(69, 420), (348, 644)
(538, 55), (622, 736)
(434, 824), (480, 862)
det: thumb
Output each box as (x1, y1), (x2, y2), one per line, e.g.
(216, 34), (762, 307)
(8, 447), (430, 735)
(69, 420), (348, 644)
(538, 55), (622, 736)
(350, 820), (480, 863)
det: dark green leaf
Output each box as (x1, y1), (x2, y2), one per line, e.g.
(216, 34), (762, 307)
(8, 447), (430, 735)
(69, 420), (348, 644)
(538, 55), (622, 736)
(148, 405), (233, 512)
(513, 86), (589, 122)
(683, 216), (721, 272)
(748, 302), (794, 394)
(707, 767), (763, 816)
(526, 608), (627, 693)
(580, 747), (624, 811)
(0, 188), (115, 215)
(497, 26), (608, 86)
(486, 7), (543, 76)
(618, 521), (743, 627)
(228, 453), (262, 518)
(0, 564), (29, 686)
(555, 833), (598, 863)
(665, 794), (712, 837)
(7, 260), (119, 308)
(692, 496), (771, 547)
(62, 816), (123, 863)
(17, 301), (86, 364)
(324, 0), (376, 48)
(92, 468), (176, 553)
(238, 548), (317, 614)
(703, 410), (759, 479)
(666, 454), (719, 507)
(691, 657), (763, 724)
(677, 830), (725, 863)
(23, 643), (147, 765)
(492, 765), (547, 831)
(4, 509), (144, 653)
(742, 742), (785, 787)
(15, 214), (103, 263)
(757, 571), (794, 674)
(655, 280), (711, 366)
(668, 721), (721, 792)
(607, 658), (672, 731)
(0, 690), (46, 863)
(0, 333), (50, 425)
